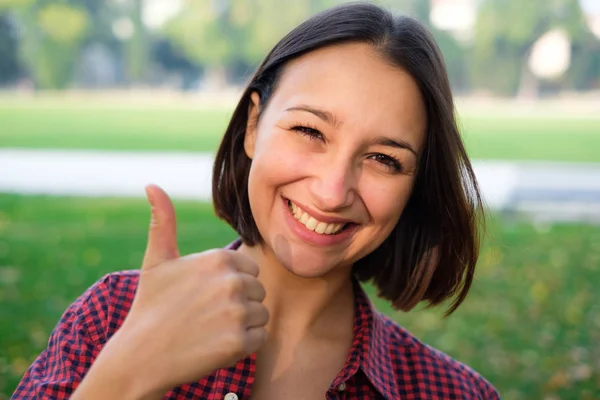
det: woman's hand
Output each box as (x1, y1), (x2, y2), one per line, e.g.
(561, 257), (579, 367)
(72, 184), (269, 399)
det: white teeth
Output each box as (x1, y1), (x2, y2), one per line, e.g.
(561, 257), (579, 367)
(300, 212), (309, 224)
(315, 222), (327, 234)
(305, 217), (318, 231)
(287, 200), (347, 235)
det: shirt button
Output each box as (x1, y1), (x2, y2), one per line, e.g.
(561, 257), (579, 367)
(224, 393), (238, 400)
(338, 382), (347, 391)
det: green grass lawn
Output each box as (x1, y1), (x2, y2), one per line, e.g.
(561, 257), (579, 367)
(0, 106), (232, 153)
(1, 98), (599, 162)
(1, 194), (599, 399)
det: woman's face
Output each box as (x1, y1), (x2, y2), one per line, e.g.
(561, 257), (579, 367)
(244, 42), (427, 278)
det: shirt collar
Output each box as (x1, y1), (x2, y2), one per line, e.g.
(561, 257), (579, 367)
(226, 239), (399, 399)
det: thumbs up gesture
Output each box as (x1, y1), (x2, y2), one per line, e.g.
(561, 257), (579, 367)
(99, 185), (270, 396)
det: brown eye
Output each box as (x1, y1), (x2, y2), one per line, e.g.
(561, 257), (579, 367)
(292, 126), (325, 141)
(369, 153), (403, 173)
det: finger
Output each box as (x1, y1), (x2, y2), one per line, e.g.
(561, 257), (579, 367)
(243, 327), (268, 354)
(226, 251), (260, 277)
(142, 184), (180, 270)
(240, 275), (266, 302)
(244, 301), (269, 328)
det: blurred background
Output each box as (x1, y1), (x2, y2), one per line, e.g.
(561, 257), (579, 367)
(1, 0), (599, 399)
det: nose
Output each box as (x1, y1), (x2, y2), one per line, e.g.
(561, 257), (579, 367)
(309, 157), (357, 211)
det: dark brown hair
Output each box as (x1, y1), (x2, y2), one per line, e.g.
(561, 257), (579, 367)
(213, 2), (484, 315)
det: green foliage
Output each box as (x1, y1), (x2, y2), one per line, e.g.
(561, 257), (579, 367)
(164, 2), (234, 68)
(473, 0), (597, 95)
(124, 0), (148, 82)
(430, 27), (470, 91)
(164, 0), (319, 70)
(0, 0), (35, 11)
(3, 0), (150, 88)
(0, 194), (599, 399)
(565, 35), (600, 90)
(164, 0), (404, 78)
(12, 2), (89, 89)
(37, 3), (87, 43)
(0, 14), (20, 83)
(2, 0), (598, 93)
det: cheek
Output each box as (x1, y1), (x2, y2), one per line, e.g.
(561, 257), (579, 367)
(251, 130), (311, 182)
(361, 179), (413, 228)
(247, 130), (310, 218)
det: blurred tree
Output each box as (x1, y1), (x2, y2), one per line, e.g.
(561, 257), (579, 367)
(152, 37), (201, 90)
(33, 3), (88, 89)
(127, 0), (149, 83)
(379, 0), (470, 92)
(164, 0), (316, 87)
(432, 29), (470, 93)
(0, 14), (21, 84)
(4, 1), (89, 89)
(163, 0), (470, 88)
(564, 29), (600, 90)
(473, 0), (598, 96)
(2, 0), (152, 88)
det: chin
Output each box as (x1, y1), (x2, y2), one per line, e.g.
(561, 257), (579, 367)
(271, 236), (345, 278)
(282, 258), (340, 279)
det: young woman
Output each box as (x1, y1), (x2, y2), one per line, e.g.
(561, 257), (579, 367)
(13, 3), (500, 399)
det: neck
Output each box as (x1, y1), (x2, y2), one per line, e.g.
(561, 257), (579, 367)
(238, 242), (355, 341)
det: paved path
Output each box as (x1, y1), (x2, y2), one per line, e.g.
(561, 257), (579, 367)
(0, 149), (214, 200)
(2, 149), (600, 223)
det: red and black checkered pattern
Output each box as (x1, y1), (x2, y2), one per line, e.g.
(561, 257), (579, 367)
(12, 241), (500, 399)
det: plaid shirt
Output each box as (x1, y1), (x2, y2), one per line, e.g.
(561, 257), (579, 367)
(12, 242), (500, 400)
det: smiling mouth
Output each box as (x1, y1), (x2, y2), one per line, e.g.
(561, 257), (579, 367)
(287, 200), (354, 235)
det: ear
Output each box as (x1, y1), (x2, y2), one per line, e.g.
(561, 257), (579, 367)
(244, 91), (261, 160)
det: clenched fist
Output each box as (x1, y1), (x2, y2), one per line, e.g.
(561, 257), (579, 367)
(72, 184), (269, 399)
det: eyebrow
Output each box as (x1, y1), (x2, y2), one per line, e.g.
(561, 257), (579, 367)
(284, 105), (342, 128)
(373, 136), (418, 157)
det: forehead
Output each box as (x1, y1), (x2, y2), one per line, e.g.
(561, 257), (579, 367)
(267, 42), (426, 143)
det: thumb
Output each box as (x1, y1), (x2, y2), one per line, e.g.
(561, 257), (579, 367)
(142, 184), (180, 270)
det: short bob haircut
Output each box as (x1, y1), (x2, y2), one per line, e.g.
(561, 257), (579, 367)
(213, 2), (484, 315)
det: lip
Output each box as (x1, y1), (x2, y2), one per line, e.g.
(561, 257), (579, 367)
(285, 198), (357, 224)
(282, 196), (359, 247)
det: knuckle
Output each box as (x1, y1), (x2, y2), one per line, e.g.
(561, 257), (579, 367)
(257, 283), (267, 300)
(226, 303), (247, 326)
(222, 274), (244, 298)
(213, 251), (235, 273)
(260, 306), (270, 324)
(247, 260), (260, 276)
